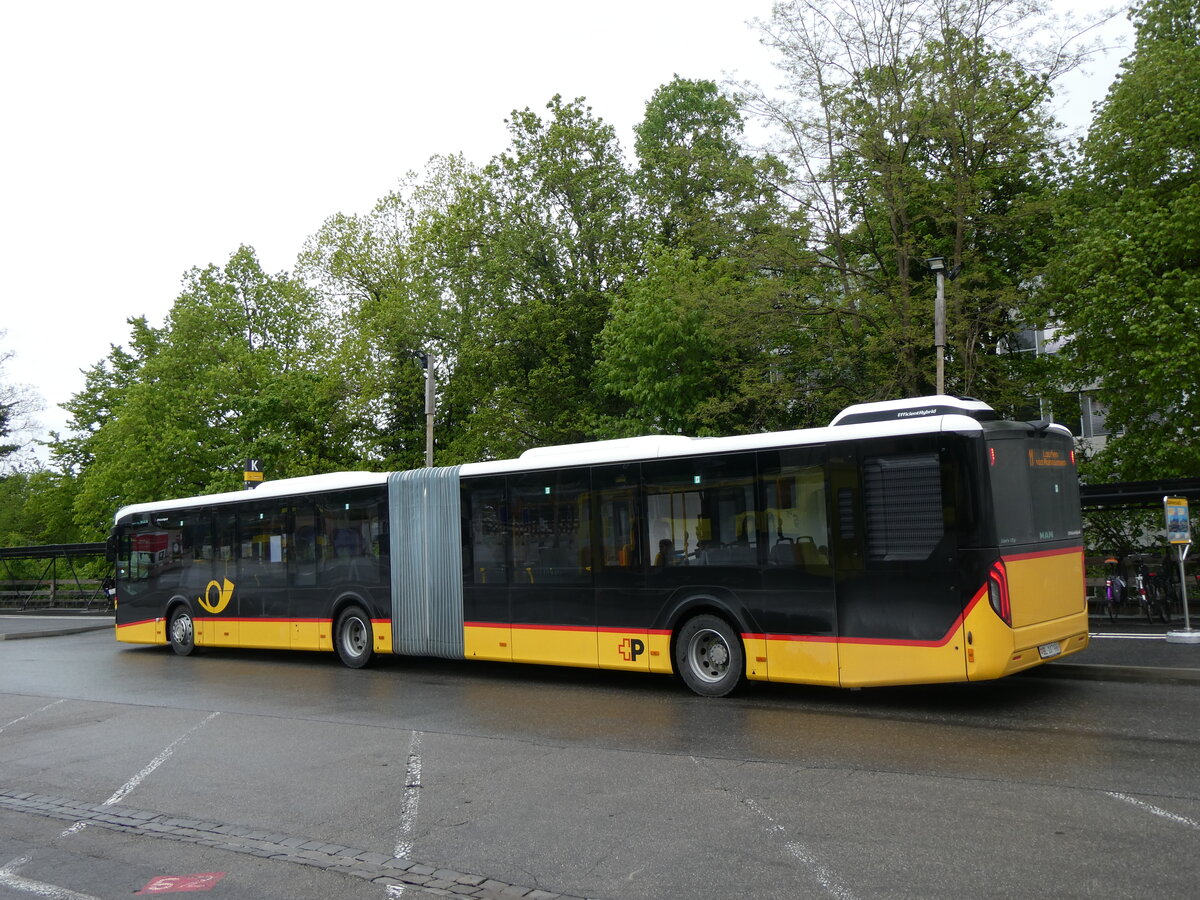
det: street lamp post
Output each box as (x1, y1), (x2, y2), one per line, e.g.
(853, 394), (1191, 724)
(927, 257), (947, 395)
(412, 352), (436, 468)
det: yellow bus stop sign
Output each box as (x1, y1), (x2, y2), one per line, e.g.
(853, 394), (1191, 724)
(1165, 497), (1191, 545)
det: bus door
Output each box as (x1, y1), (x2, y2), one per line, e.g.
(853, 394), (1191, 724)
(235, 503), (291, 649)
(462, 476), (512, 662)
(832, 438), (967, 687)
(508, 469), (597, 668)
(196, 508), (240, 647)
(759, 447), (838, 686)
(289, 502), (322, 650)
(594, 463), (658, 672)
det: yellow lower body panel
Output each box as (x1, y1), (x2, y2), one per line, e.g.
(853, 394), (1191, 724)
(758, 636), (839, 686)
(373, 620), (392, 655)
(837, 626), (969, 688)
(512, 624), (596, 668)
(115, 619), (164, 645)
(966, 594), (1089, 680)
(116, 616), (397, 655)
(465, 623), (674, 673)
(236, 619), (290, 650)
(292, 620), (323, 651)
(464, 623), (512, 661)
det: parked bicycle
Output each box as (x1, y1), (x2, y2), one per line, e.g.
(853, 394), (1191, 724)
(1143, 569), (1171, 623)
(1104, 559), (1169, 623)
(1104, 570), (1127, 623)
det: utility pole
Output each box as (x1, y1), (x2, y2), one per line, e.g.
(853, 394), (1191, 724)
(413, 352), (436, 467)
(424, 353), (435, 468)
(927, 257), (947, 395)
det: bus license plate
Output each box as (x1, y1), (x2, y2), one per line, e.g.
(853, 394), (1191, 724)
(1038, 641), (1062, 659)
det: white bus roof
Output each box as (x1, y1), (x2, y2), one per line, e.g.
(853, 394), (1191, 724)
(461, 411), (989, 476)
(114, 471), (390, 522)
(115, 397), (1041, 522)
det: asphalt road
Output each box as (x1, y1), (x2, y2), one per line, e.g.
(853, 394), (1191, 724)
(2, 624), (1199, 899)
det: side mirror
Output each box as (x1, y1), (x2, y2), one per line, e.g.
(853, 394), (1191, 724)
(105, 528), (120, 564)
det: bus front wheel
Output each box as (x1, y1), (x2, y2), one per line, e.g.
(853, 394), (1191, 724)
(168, 607), (195, 657)
(334, 605), (374, 669)
(675, 614), (743, 697)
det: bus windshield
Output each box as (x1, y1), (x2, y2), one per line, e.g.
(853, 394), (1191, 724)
(987, 431), (1082, 547)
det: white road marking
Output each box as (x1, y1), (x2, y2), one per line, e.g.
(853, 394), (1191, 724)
(0, 700), (65, 734)
(1106, 792), (1200, 830)
(693, 758), (857, 900)
(0, 855), (101, 899)
(744, 798), (858, 900)
(394, 730), (423, 858)
(388, 730), (424, 897)
(1088, 632), (1168, 640)
(59, 711), (220, 837)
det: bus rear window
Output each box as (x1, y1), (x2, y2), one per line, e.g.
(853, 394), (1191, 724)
(987, 435), (1082, 546)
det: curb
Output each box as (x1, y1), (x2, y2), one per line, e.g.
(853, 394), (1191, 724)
(0, 788), (592, 900)
(0, 623), (113, 641)
(1030, 662), (1200, 687)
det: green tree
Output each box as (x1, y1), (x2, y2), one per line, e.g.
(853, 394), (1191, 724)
(596, 247), (725, 434)
(634, 77), (775, 259)
(1047, 0), (1200, 479)
(58, 246), (358, 535)
(299, 155), (495, 468)
(445, 96), (639, 458)
(747, 0), (1092, 409)
(600, 78), (820, 435)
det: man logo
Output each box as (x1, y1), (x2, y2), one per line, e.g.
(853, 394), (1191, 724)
(618, 637), (645, 662)
(198, 578), (235, 614)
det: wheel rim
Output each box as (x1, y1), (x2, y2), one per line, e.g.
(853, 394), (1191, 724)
(171, 613), (193, 648)
(342, 615), (368, 658)
(686, 627), (731, 684)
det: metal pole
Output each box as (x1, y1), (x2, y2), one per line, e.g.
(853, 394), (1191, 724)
(424, 354), (435, 468)
(1178, 545), (1193, 632)
(1164, 496), (1198, 643)
(934, 270), (945, 395)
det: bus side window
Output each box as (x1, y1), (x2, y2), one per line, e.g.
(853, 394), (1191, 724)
(318, 492), (384, 586)
(509, 469), (592, 584)
(464, 477), (510, 585)
(292, 505), (319, 587)
(761, 456), (829, 574)
(644, 454), (757, 568)
(238, 504), (289, 588)
(594, 464), (642, 570)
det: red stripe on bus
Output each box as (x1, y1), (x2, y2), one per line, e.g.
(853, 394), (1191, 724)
(470, 588), (993, 650)
(747, 589), (987, 649)
(466, 621), (671, 636)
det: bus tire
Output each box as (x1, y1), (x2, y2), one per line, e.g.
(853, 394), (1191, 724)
(168, 606), (196, 657)
(675, 614), (743, 697)
(334, 604), (374, 669)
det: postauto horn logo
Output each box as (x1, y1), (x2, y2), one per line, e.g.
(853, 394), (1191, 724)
(198, 579), (235, 614)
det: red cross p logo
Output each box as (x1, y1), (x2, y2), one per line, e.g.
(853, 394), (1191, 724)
(618, 637), (645, 662)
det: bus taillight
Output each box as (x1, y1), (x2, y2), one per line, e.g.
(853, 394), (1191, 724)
(987, 560), (1011, 625)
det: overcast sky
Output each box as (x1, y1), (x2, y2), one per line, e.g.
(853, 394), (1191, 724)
(1, 0), (1131, 450)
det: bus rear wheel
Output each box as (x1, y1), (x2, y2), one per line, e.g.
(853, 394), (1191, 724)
(675, 614), (743, 697)
(168, 607), (195, 657)
(334, 605), (374, 669)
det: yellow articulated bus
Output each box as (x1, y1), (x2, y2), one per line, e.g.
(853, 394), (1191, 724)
(110, 395), (1088, 696)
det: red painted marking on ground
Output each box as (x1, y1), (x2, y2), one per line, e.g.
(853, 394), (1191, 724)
(135, 872), (226, 894)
